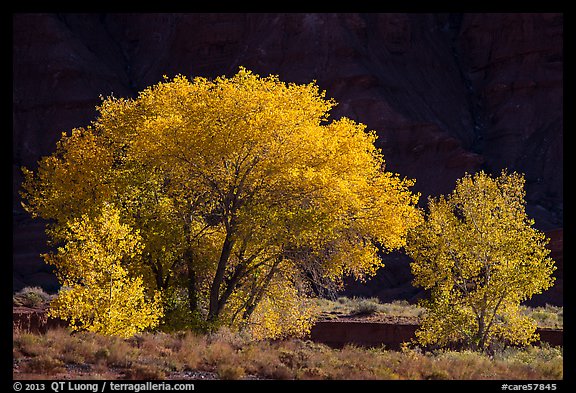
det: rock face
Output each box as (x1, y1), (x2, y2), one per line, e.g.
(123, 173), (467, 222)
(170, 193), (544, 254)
(13, 307), (67, 334)
(13, 14), (562, 304)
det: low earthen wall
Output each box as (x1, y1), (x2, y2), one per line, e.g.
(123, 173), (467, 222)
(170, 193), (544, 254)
(13, 307), (67, 334)
(310, 321), (563, 350)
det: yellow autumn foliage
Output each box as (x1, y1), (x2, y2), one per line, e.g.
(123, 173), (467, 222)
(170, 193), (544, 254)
(21, 67), (421, 338)
(406, 170), (556, 352)
(45, 204), (163, 338)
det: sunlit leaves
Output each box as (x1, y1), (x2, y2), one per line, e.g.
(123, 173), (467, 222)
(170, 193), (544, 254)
(21, 128), (114, 225)
(45, 204), (163, 338)
(21, 67), (421, 338)
(406, 170), (556, 351)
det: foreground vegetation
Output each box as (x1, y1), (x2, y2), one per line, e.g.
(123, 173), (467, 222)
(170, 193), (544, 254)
(13, 289), (563, 380)
(13, 326), (562, 380)
(14, 287), (564, 330)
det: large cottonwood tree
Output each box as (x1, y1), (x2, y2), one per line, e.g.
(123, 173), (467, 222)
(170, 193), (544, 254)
(21, 68), (421, 338)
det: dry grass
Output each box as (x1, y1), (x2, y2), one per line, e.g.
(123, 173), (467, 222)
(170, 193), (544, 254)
(521, 304), (563, 329)
(315, 297), (425, 321)
(316, 297), (563, 329)
(12, 291), (562, 380)
(13, 326), (562, 380)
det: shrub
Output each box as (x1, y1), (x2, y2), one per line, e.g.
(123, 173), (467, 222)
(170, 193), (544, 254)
(498, 345), (563, 379)
(380, 300), (425, 319)
(217, 363), (246, 380)
(14, 332), (45, 357)
(13, 287), (52, 308)
(23, 355), (64, 374)
(207, 326), (250, 350)
(125, 363), (166, 380)
(240, 341), (294, 379)
(351, 299), (379, 316)
(170, 332), (204, 371)
(202, 340), (236, 367)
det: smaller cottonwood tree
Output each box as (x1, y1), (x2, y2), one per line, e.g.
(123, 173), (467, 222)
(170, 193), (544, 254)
(406, 170), (556, 352)
(46, 204), (163, 338)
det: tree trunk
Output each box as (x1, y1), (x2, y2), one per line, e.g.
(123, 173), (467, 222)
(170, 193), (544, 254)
(207, 234), (235, 321)
(476, 311), (487, 352)
(184, 249), (198, 314)
(241, 257), (281, 325)
(150, 257), (164, 291)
